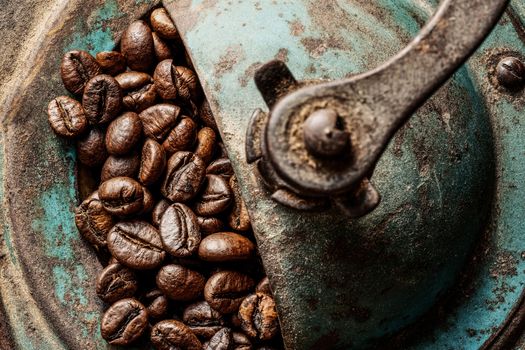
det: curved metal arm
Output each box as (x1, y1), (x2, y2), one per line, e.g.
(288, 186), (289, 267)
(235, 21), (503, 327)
(263, 0), (509, 195)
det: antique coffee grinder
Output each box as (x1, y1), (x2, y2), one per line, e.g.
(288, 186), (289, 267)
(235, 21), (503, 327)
(0, 0), (524, 349)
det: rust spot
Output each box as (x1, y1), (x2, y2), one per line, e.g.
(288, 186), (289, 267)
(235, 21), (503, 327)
(274, 48), (289, 63)
(254, 2), (262, 11)
(214, 45), (245, 78)
(288, 20), (305, 36)
(239, 61), (263, 87)
(489, 251), (519, 279)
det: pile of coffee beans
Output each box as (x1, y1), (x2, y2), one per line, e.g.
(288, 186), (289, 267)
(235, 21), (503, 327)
(47, 7), (283, 349)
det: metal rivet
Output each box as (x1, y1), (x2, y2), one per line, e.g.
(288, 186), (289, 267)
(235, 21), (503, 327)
(303, 109), (350, 158)
(497, 56), (525, 90)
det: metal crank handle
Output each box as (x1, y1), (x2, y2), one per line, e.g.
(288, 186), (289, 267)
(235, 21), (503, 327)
(253, 0), (509, 198)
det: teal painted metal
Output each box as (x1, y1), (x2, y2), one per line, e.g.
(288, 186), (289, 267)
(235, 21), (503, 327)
(0, 0), (523, 349)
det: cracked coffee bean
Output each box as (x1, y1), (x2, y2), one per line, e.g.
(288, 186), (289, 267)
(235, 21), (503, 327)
(96, 51), (126, 76)
(116, 71), (158, 112)
(204, 271), (255, 314)
(154, 59), (178, 100)
(238, 293), (279, 341)
(107, 220), (165, 270)
(105, 112), (142, 155)
(74, 192), (115, 250)
(156, 264), (205, 301)
(159, 203), (201, 257)
(198, 232), (255, 262)
(139, 139), (166, 185)
(96, 263), (138, 304)
(47, 96), (88, 138)
(121, 20), (154, 72)
(139, 103), (181, 141)
(82, 74), (123, 125)
(161, 151), (205, 202)
(183, 301), (226, 339)
(76, 128), (108, 167)
(60, 50), (101, 95)
(194, 174), (232, 216)
(172, 65), (199, 102)
(151, 320), (202, 350)
(101, 298), (148, 345)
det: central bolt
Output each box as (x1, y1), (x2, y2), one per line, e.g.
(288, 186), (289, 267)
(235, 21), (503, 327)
(497, 56), (525, 90)
(303, 108), (350, 158)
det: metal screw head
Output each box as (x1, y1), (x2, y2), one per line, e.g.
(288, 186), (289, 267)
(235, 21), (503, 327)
(303, 109), (350, 158)
(497, 56), (525, 90)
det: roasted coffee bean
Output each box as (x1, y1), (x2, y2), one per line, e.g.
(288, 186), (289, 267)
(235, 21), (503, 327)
(151, 320), (202, 350)
(144, 289), (169, 320)
(152, 32), (173, 61)
(60, 50), (101, 95)
(76, 128), (108, 167)
(107, 221), (165, 270)
(105, 112), (142, 155)
(194, 175), (232, 216)
(141, 187), (155, 214)
(198, 232), (254, 262)
(197, 216), (224, 235)
(256, 277), (272, 296)
(195, 127), (216, 164)
(116, 71), (158, 112)
(47, 96), (88, 138)
(206, 158), (234, 178)
(150, 8), (179, 40)
(232, 332), (252, 350)
(99, 177), (144, 216)
(101, 298), (148, 345)
(139, 103), (181, 141)
(82, 74), (123, 125)
(162, 117), (197, 154)
(96, 51), (126, 76)
(183, 301), (225, 339)
(172, 65), (199, 101)
(204, 271), (255, 314)
(101, 153), (140, 182)
(75, 193), (114, 249)
(159, 203), (201, 257)
(199, 100), (218, 132)
(238, 293), (279, 341)
(96, 263), (138, 304)
(121, 20), (154, 72)
(205, 328), (232, 350)
(228, 176), (251, 231)
(161, 151), (205, 202)
(156, 264), (205, 301)
(139, 139), (166, 185)
(153, 59), (178, 100)
(230, 314), (242, 329)
(152, 199), (170, 227)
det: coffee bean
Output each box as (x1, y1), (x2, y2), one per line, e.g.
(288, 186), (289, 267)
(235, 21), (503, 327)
(230, 314), (242, 329)
(205, 328), (232, 350)
(199, 100), (218, 132)
(183, 301), (225, 339)
(172, 65), (199, 102)
(197, 216), (224, 235)
(195, 127), (216, 164)
(232, 332), (252, 350)
(161, 151), (205, 202)
(150, 8), (179, 40)
(256, 277), (272, 296)
(156, 264), (205, 301)
(204, 271), (255, 314)
(194, 175), (232, 216)
(151, 320), (202, 350)
(152, 199), (170, 227)
(47, 96), (88, 138)
(60, 50), (101, 95)
(116, 71), (158, 112)
(121, 20), (154, 72)
(144, 289), (169, 320)
(76, 128), (108, 167)
(162, 117), (197, 154)
(99, 177), (144, 216)
(206, 158), (234, 178)
(104, 112), (142, 155)
(159, 203), (201, 257)
(82, 74), (123, 125)
(74, 193), (115, 249)
(96, 263), (138, 303)
(238, 293), (279, 341)
(96, 51), (126, 76)
(198, 232), (254, 262)
(140, 187), (155, 214)
(228, 176), (251, 231)
(107, 221), (165, 270)
(139, 139), (166, 185)
(101, 298), (148, 345)
(139, 103), (181, 141)
(152, 32), (173, 61)
(101, 153), (140, 182)
(153, 59), (178, 100)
